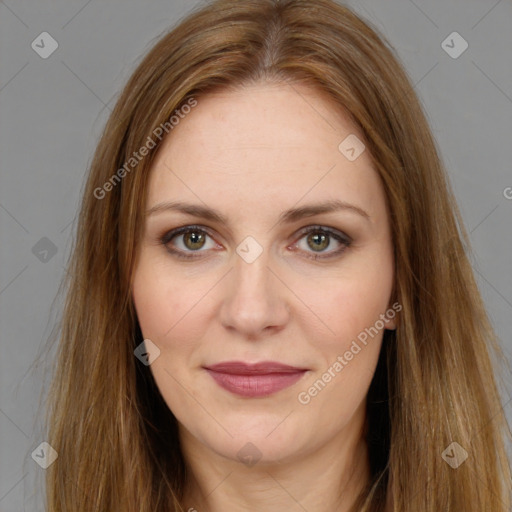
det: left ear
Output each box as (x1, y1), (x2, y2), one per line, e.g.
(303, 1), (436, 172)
(383, 299), (400, 331)
(386, 316), (397, 331)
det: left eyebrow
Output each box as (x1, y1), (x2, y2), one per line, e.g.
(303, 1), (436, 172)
(145, 199), (370, 226)
(277, 199), (370, 224)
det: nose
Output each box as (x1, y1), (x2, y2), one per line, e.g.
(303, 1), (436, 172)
(218, 246), (291, 340)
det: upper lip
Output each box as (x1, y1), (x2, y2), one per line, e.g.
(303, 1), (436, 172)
(204, 361), (307, 375)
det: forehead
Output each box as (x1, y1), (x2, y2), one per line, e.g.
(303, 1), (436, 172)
(159, 82), (363, 159)
(146, 82), (386, 224)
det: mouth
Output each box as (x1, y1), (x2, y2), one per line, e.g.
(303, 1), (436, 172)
(203, 361), (308, 398)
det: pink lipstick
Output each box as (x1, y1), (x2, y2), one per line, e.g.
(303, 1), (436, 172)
(204, 361), (307, 398)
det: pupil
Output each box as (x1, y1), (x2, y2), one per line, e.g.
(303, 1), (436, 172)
(308, 232), (328, 251)
(185, 232), (204, 250)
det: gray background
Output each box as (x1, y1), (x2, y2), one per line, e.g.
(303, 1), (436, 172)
(1, 0), (511, 510)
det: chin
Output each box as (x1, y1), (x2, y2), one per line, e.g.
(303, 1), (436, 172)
(191, 412), (318, 466)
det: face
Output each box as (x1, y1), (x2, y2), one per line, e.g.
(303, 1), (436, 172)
(132, 82), (396, 465)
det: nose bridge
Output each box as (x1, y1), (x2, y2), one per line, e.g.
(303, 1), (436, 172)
(233, 233), (273, 293)
(219, 237), (289, 336)
(234, 245), (272, 299)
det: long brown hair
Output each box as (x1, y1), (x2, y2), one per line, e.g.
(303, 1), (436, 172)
(39, 0), (511, 510)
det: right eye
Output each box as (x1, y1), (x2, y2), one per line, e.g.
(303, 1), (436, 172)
(160, 225), (220, 259)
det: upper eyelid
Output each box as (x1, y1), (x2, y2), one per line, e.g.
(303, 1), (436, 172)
(161, 224), (216, 243)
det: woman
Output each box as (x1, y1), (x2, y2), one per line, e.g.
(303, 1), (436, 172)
(42, 0), (511, 510)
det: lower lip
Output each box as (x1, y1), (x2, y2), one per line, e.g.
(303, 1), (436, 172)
(205, 369), (306, 398)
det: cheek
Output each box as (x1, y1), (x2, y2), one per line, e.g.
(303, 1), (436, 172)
(296, 262), (393, 348)
(132, 257), (212, 342)
(132, 261), (209, 409)
(292, 262), (393, 415)
(295, 274), (389, 416)
(302, 255), (393, 404)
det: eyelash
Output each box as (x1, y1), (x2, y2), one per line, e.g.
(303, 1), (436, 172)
(159, 224), (352, 261)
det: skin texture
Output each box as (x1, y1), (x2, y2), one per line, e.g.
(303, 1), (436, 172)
(132, 82), (396, 511)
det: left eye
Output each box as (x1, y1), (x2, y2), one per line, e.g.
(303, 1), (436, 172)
(160, 225), (351, 260)
(291, 226), (351, 260)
